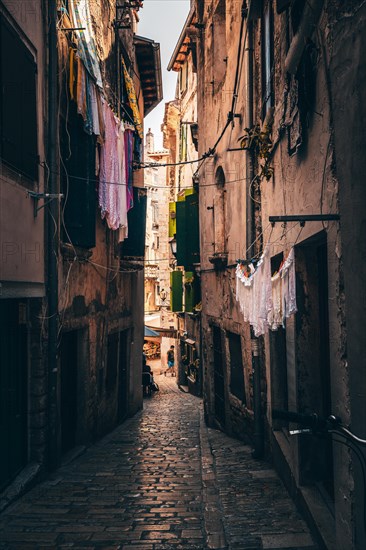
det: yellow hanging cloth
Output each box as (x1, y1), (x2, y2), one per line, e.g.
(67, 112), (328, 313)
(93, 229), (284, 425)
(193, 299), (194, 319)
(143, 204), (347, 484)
(121, 58), (143, 139)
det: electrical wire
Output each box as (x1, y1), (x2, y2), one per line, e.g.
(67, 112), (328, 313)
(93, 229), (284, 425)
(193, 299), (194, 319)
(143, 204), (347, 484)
(139, 0), (249, 173)
(38, 161), (251, 189)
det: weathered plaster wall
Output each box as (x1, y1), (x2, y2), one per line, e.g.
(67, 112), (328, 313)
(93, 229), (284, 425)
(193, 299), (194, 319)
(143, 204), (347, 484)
(328, 3), (366, 547)
(253, 5), (351, 548)
(0, 0), (46, 285)
(56, 0), (144, 446)
(197, 0), (253, 439)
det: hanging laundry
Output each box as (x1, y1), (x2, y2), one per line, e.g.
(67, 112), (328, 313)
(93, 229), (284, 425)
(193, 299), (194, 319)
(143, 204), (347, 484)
(76, 56), (87, 121)
(88, 81), (100, 136)
(69, 47), (76, 101)
(68, 0), (103, 89)
(122, 58), (143, 139)
(236, 247), (272, 337)
(236, 247), (297, 335)
(96, 91), (105, 144)
(99, 99), (120, 230)
(84, 72), (93, 135)
(117, 121), (128, 242)
(268, 272), (282, 330)
(280, 248), (297, 321)
(124, 129), (134, 211)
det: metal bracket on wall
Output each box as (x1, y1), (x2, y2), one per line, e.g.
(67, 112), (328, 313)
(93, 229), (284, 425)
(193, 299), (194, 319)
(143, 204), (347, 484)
(27, 191), (64, 218)
(269, 214), (340, 224)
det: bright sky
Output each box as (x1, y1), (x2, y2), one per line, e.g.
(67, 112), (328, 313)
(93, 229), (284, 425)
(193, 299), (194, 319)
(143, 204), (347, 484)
(138, 0), (190, 150)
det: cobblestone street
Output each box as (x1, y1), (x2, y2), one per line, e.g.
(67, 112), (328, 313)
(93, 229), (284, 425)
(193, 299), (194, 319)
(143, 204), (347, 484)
(0, 364), (318, 550)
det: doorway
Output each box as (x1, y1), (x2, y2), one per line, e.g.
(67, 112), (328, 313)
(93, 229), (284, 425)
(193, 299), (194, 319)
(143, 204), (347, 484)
(118, 329), (129, 422)
(60, 330), (78, 453)
(213, 325), (225, 426)
(0, 299), (28, 490)
(296, 236), (334, 502)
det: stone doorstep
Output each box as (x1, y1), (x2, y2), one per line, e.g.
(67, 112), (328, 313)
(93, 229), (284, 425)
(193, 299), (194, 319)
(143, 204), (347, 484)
(261, 532), (315, 548)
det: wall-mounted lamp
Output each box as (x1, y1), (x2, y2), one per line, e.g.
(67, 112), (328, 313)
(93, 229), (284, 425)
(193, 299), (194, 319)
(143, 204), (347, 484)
(169, 237), (177, 257)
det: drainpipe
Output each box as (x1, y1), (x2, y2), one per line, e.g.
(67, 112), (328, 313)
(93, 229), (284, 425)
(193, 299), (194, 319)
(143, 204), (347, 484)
(245, 21), (254, 251)
(246, 21), (264, 459)
(48, 0), (59, 469)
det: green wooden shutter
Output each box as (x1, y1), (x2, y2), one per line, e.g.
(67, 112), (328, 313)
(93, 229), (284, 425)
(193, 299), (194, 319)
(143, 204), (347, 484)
(176, 200), (186, 267)
(169, 202), (176, 238)
(185, 193), (200, 268)
(122, 187), (147, 257)
(184, 272), (194, 313)
(170, 270), (183, 312)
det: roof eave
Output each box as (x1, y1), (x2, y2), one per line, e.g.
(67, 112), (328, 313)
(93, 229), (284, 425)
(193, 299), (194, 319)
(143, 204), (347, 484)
(167, 5), (195, 72)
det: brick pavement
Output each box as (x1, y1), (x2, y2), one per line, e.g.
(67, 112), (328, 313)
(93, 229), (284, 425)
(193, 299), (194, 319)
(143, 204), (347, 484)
(0, 364), (319, 549)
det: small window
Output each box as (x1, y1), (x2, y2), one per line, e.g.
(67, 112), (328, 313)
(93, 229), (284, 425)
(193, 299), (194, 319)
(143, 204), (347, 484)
(0, 15), (38, 182)
(179, 62), (188, 95)
(228, 332), (246, 403)
(180, 124), (188, 162)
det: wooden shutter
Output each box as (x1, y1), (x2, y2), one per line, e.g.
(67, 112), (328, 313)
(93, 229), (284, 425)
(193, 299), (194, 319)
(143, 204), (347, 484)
(122, 187), (147, 257)
(61, 106), (96, 249)
(184, 272), (195, 313)
(169, 202), (176, 238)
(185, 192), (200, 267)
(176, 200), (187, 267)
(170, 270), (183, 312)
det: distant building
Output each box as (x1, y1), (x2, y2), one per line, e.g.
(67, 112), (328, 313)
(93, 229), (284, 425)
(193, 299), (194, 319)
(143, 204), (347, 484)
(166, 3), (202, 395)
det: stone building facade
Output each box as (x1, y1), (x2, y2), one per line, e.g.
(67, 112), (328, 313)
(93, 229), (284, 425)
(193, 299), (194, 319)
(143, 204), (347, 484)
(0, 0), (161, 504)
(165, 4), (202, 395)
(144, 129), (171, 320)
(192, 0), (366, 547)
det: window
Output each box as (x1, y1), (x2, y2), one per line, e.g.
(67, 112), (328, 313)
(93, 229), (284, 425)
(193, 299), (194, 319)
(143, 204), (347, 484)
(228, 332), (245, 403)
(0, 15), (38, 181)
(151, 200), (159, 228)
(212, 0), (227, 93)
(261, 1), (274, 120)
(179, 61), (188, 95)
(180, 124), (188, 162)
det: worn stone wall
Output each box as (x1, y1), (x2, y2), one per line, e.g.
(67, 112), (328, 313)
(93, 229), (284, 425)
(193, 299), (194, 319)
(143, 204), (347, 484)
(56, 0), (144, 451)
(251, 3), (350, 548)
(196, 1), (355, 547)
(196, 0), (253, 441)
(327, 2), (366, 548)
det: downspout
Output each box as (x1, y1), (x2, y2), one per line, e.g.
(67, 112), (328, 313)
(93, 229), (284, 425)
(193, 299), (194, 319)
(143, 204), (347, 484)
(246, 20), (264, 459)
(47, 0), (59, 469)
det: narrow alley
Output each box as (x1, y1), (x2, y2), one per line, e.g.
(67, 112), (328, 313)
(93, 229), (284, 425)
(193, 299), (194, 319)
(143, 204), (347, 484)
(0, 364), (317, 550)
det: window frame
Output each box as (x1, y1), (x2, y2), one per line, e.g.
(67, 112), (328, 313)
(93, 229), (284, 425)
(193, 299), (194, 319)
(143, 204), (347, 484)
(0, 13), (38, 184)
